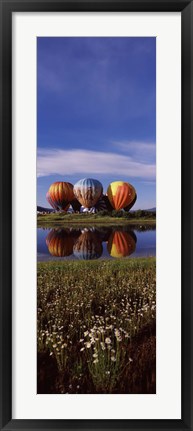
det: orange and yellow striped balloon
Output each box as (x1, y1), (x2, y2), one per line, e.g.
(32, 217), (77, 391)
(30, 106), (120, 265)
(107, 181), (136, 210)
(48, 182), (74, 211)
(107, 231), (136, 258)
(124, 193), (137, 212)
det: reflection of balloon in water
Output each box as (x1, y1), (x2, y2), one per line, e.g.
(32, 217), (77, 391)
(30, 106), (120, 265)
(107, 181), (136, 210)
(70, 198), (81, 212)
(73, 178), (103, 208)
(107, 230), (136, 258)
(48, 182), (74, 211)
(46, 191), (59, 210)
(46, 229), (74, 257)
(124, 193), (137, 212)
(73, 230), (103, 260)
(95, 227), (111, 242)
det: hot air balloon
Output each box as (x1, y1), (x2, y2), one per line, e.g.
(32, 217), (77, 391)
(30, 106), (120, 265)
(46, 229), (74, 257)
(103, 195), (114, 212)
(80, 206), (96, 213)
(73, 178), (103, 208)
(124, 193), (137, 212)
(107, 230), (136, 258)
(94, 195), (113, 212)
(46, 191), (59, 211)
(94, 196), (107, 212)
(70, 198), (82, 212)
(48, 182), (74, 211)
(107, 181), (136, 211)
(73, 229), (103, 260)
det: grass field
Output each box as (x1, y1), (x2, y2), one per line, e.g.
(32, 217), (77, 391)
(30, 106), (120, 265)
(37, 212), (156, 228)
(37, 257), (156, 394)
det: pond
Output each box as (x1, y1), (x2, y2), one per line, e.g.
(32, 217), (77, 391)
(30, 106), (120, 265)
(37, 225), (156, 261)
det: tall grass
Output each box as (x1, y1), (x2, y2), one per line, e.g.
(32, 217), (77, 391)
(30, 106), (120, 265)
(37, 258), (156, 394)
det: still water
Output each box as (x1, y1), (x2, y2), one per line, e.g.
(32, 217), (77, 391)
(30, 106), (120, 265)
(37, 225), (156, 261)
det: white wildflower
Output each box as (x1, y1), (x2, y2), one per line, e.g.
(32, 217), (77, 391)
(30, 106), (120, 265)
(93, 353), (98, 358)
(85, 342), (91, 348)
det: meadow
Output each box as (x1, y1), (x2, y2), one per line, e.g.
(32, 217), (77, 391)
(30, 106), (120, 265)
(37, 212), (156, 228)
(37, 257), (156, 394)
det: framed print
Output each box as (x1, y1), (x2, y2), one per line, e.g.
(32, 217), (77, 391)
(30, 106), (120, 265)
(0, 0), (193, 430)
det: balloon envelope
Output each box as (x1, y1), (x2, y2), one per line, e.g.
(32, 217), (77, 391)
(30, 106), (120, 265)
(46, 191), (59, 210)
(73, 230), (103, 260)
(107, 181), (136, 210)
(103, 195), (114, 212)
(107, 230), (136, 258)
(46, 229), (74, 257)
(48, 182), (74, 211)
(70, 198), (82, 212)
(73, 178), (103, 208)
(124, 193), (137, 212)
(94, 195), (113, 212)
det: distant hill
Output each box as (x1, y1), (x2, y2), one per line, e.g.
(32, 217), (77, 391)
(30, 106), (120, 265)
(146, 207), (156, 212)
(130, 207), (156, 213)
(37, 206), (54, 213)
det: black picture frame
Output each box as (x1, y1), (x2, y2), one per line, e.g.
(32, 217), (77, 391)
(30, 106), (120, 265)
(0, 0), (192, 430)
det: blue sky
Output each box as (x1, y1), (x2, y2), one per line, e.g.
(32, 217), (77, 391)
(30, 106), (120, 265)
(37, 37), (156, 209)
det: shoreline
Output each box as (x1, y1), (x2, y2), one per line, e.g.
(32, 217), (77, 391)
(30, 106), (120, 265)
(37, 215), (156, 228)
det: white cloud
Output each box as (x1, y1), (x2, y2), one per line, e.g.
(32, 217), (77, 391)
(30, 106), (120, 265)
(37, 148), (155, 180)
(111, 140), (156, 163)
(113, 140), (155, 151)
